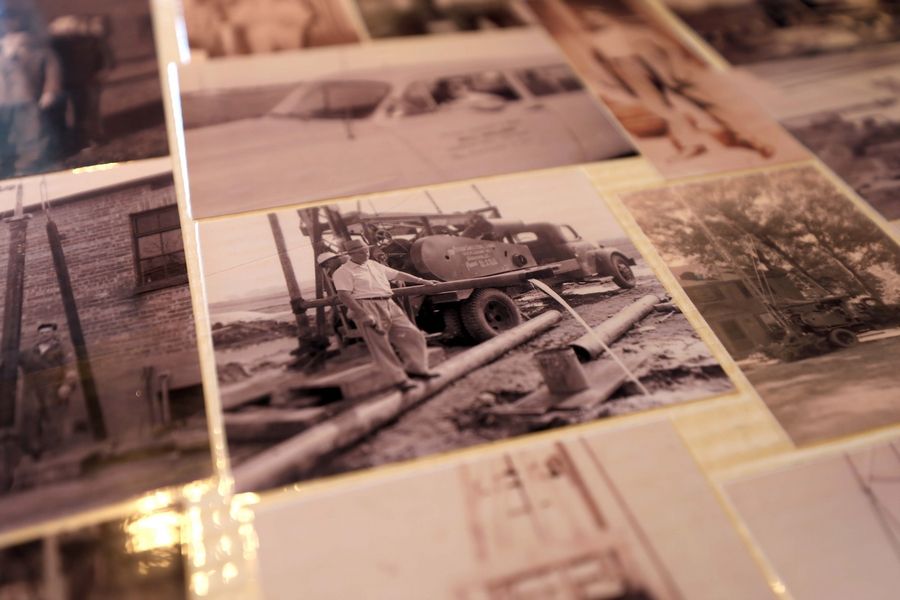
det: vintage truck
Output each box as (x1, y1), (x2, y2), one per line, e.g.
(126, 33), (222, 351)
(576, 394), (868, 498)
(301, 207), (638, 342)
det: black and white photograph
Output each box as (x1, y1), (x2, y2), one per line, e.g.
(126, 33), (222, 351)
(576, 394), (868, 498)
(621, 164), (900, 445)
(726, 438), (900, 600)
(0, 0), (170, 180)
(254, 419), (773, 599)
(182, 0), (361, 59)
(0, 166), (212, 532)
(0, 505), (187, 599)
(199, 169), (733, 492)
(177, 28), (635, 219)
(735, 42), (900, 220)
(356, 0), (536, 38)
(526, 0), (810, 178)
(666, 0), (900, 66)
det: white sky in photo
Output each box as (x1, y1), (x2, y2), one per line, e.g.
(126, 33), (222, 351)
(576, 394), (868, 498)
(178, 28), (559, 92)
(199, 169), (629, 304)
(0, 157), (172, 211)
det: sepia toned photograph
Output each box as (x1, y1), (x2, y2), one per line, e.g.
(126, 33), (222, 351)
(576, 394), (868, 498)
(178, 28), (635, 219)
(737, 42), (900, 220)
(0, 505), (187, 599)
(181, 0), (361, 59)
(525, 0), (810, 178)
(254, 419), (774, 599)
(727, 438), (900, 600)
(0, 167), (212, 533)
(621, 165), (900, 445)
(666, 0), (900, 66)
(0, 0), (169, 181)
(199, 169), (733, 492)
(356, 0), (536, 38)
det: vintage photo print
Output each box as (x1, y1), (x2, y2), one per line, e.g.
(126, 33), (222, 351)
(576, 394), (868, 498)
(0, 505), (187, 599)
(177, 28), (636, 219)
(356, 0), (537, 39)
(0, 0), (170, 181)
(737, 42), (900, 220)
(0, 167), (212, 533)
(253, 419), (773, 599)
(199, 168), (733, 492)
(621, 164), (900, 445)
(526, 0), (810, 178)
(181, 0), (361, 59)
(666, 0), (900, 66)
(726, 438), (900, 600)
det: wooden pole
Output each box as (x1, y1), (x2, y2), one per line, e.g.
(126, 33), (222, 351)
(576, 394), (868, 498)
(46, 219), (107, 440)
(267, 212), (312, 339)
(0, 186), (29, 428)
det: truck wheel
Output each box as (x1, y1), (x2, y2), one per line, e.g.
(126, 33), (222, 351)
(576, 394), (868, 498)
(460, 288), (522, 342)
(610, 254), (636, 289)
(828, 328), (858, 349)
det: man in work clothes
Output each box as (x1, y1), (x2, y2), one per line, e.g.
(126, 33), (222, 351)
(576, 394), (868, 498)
(19, 323), (77, 458)
(332, 240), (440, 391)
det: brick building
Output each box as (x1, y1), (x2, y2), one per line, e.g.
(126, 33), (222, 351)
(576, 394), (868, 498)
(0, 172), (204, 439)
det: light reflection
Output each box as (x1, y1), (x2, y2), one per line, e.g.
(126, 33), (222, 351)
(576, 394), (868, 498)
(124, 510), (181, 554)
(136, 490), (175, 514)
(71, 162), (120, 174)
(192, 572), (210, 597)
(771, 580), (787, 595)
(222, 562), (238, 583)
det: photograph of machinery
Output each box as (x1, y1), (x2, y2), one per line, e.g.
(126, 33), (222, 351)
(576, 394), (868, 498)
(736, 41), (900, 220)
(666, 0), (900, 66)
(0, 168), (211, 533)
(0, 0), (170, 180)
(525, 0), (810, 178)
(177, 28), (635, 219)
(726, 437), (900, 600)
(621, 164), (900, 445)
(0, 503), (187, 599)
(199, 169), (732, 492)
(253, 419), (773, 600)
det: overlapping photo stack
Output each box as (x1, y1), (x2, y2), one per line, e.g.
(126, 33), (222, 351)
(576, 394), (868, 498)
(1, 2), (899, 599)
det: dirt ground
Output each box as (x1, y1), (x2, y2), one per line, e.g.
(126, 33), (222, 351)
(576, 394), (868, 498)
(744, 335), (900, 445)
(300, 270), (732, 477)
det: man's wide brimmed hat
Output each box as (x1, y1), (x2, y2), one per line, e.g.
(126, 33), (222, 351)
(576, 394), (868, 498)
(316, 251), (340, 265)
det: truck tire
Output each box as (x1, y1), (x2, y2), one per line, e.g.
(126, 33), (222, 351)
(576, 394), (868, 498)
(460, 288), (522, 342)
(828, 328), (858, 349)
(610, 254), (637, 289)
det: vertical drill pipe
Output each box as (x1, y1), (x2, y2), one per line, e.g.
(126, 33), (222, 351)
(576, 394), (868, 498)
(0, 217), (28, 427)
(268, 212), (312, 338)
(46, 220), (107, 440)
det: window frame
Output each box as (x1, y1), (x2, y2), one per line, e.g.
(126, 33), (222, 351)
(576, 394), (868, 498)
(130, 205), (189, 294)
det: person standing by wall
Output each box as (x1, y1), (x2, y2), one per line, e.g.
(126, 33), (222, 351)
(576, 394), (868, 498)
(0, 7), (62, 178)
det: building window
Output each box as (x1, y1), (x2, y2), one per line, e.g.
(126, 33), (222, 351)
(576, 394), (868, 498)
(131, 205), (187, 291)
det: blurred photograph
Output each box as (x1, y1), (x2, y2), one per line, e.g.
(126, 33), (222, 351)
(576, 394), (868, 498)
(666, 0), (900, 65)
(199, 169), (732, 492)
(622, 165), (900, 445)
(727, 438), (900, 600)
(178, 28), (635, 218)
(526, 0), (810, 177)
(356, 0), (536, 38)
(0, 166), (211, 533)
(182, 0), (360, 59)
(737, 42), (900, 220)
(0, 0), (169, 180)
(0, 506), (187, 599)
(254, 419), (774, 600)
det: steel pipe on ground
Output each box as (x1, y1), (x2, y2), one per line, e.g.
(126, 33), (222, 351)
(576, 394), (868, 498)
(233, 310), (563, 492)
(570, 295), (661, 361)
